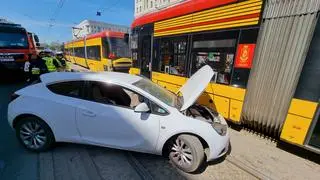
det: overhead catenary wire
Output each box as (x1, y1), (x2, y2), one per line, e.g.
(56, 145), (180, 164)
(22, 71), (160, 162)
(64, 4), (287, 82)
(48, 0), (67, 28)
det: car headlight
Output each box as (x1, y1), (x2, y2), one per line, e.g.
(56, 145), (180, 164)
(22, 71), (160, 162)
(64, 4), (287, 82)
(212, 115), (227, 136)
(212, 122), (227, 136)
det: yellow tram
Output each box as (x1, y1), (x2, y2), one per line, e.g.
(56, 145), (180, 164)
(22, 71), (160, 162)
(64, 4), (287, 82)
(129, 0), (320, 153)
(64, 31), (132, 72)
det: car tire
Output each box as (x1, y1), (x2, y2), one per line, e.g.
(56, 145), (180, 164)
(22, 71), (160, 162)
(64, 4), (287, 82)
(15, 117), (55, 152)
(168, 134), (205, 173)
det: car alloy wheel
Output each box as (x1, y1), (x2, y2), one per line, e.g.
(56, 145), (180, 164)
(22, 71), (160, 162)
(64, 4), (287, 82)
(168, 134), (204, 173)
(19, 121), (47, 149)
(171, 138), (193, 166)
(16, 117), (55, 152)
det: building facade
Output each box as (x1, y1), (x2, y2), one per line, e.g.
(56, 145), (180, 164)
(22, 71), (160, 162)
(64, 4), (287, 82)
(134, 0), (185, 17)
(72, 20), (130, 39)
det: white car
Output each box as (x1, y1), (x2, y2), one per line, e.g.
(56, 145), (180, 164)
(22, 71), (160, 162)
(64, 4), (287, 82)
(8, 65), (229, 172)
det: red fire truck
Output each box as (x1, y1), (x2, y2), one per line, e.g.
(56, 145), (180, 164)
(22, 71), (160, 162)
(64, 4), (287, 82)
(0, 21), (37, 72)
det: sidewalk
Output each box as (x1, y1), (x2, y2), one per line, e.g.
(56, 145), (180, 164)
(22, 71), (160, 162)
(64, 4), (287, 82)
(227, 129), (320, 180)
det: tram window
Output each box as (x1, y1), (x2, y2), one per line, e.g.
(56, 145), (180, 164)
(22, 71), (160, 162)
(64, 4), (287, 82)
(102, 39), (110, 58)
(294, 17), (320, 102)
(193, 39), (236, 48)
(102, 37), (130, 59)
(154, 37), (187, 76)
(231, 68), (250, 88)
(74, 47), (85, 58)
(86, 45), (101, 61)
(191, 40), (236, 85)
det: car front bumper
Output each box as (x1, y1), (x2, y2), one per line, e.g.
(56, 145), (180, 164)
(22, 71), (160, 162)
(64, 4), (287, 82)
(206, 129), (230, 162)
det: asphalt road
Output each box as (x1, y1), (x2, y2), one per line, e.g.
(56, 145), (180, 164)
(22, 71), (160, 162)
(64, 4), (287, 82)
(0, 81), (39, 180)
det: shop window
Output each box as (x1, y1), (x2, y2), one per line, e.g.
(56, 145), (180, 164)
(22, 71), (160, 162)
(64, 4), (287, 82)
(86, 45), (101, 61)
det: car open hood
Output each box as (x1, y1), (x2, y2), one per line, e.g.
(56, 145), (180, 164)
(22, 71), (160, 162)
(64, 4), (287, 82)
(178, 65), (214, 111)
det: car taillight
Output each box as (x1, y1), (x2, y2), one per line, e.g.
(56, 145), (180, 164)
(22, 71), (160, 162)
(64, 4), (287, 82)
(10, 93), (20, 102)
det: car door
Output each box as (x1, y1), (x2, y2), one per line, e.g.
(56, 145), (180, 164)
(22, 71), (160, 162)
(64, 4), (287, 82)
(46, 81), (87, 142)
(76, 81), (162, 153)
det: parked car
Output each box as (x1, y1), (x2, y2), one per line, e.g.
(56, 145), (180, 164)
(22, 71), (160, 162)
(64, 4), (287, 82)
(7, 65), (229, 172)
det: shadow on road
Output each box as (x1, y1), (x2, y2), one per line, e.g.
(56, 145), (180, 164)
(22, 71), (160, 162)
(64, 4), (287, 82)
(277, 141), (320, 165)
(50, 142), (191, 180)
(48, 142), (228, 180)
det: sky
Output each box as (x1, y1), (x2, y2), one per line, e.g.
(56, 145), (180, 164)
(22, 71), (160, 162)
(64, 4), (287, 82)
(1, 0), (134, 43)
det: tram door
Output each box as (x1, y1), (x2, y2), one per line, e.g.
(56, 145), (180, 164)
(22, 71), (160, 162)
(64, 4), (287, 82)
(140, 35), (151, 78)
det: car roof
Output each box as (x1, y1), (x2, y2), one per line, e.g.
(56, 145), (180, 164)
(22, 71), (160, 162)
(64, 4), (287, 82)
(40, 72), (142, 85)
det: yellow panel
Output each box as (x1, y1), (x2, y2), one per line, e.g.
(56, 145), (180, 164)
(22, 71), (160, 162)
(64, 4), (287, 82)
(87, 59), (104, 72)
(73, 57), (88, 68)
(197, 93), (215, 109)
(212, 95), (230, 119)
(155, 0), (262, 27)
(211, 83), (246, 101)
(155, 5), (262, 30)
(155, 19), (259, 37)
(112, 58), (133, 69)
(71, 41), (85, 48)
(85, 38), (101, 46)
(152, 72), (187, 85)
(129, 68), (140, 75)
(280, 114), (313, 145)
(230, 99), (243, 123)
(288, 99), (318, 119)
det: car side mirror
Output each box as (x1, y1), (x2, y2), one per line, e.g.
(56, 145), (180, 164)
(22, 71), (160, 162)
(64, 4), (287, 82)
(134, 102), (150, 113)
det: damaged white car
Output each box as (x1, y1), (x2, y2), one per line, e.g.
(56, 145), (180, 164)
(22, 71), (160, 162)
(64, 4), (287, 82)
(8, 65), (229, 172)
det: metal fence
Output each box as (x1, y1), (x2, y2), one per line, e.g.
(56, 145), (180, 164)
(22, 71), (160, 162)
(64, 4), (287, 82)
(242, 0), (320, 137)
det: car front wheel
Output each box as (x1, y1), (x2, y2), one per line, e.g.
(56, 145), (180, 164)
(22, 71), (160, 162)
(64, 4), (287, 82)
(16, 117), (55, 152)
(169, 134), (205, 173)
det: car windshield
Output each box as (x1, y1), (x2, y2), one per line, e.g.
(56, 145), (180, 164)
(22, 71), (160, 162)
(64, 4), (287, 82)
(0, 32), (28, 49)
(133, 78), (182, 108)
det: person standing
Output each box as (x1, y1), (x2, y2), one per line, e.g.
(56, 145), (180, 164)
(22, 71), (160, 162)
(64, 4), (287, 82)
(23, 55), (31, 82)
(55, 51), (69, 71)
(41, 49), (61, 72)
(28, 52), (48, 83)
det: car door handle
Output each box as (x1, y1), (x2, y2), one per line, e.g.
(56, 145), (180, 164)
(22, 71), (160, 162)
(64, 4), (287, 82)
(82, 110), (96, 117)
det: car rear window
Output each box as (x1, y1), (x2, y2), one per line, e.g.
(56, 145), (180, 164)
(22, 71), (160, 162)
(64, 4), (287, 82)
(47, 81), (84, 98)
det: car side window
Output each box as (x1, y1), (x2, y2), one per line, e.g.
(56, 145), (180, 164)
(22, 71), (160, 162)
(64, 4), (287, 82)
(88, 81), (144, 109)
(47, 81), (84, 99)
(149, 101), (168, 115)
